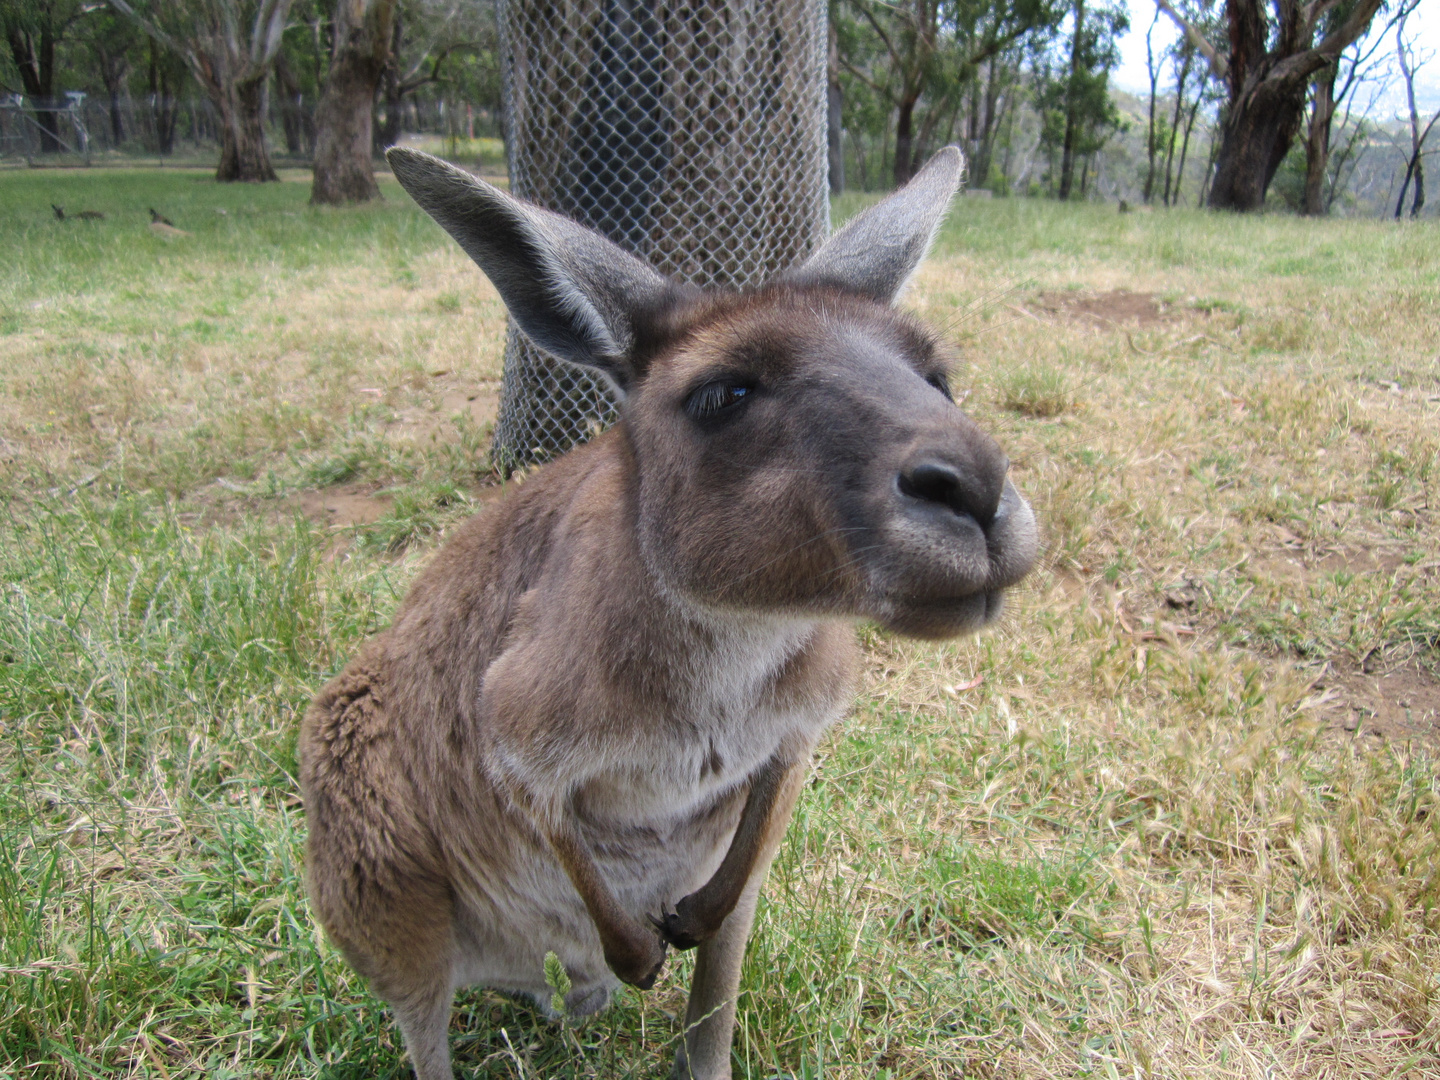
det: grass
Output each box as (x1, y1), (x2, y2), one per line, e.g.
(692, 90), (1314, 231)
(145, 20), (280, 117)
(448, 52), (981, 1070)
(2, 170), (1439, 1079)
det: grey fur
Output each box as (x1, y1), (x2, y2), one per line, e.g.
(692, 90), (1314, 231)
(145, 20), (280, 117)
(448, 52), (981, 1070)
(386, 147), (681, 394)
(782, 146), (966, 302)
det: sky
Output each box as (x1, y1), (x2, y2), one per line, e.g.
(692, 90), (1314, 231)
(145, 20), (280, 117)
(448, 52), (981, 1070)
(1110, 0), (1440, 115)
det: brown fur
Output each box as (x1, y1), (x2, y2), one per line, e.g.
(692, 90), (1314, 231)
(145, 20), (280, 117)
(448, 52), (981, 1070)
(302, 147), (1038, 1080)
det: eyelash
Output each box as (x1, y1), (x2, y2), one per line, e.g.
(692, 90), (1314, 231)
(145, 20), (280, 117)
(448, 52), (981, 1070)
(685, 382), (753, 420)
(927, 372), (953, 400)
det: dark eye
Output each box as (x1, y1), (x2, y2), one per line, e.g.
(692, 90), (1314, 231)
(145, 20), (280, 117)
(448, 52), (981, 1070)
(685, 381), (753, 420)
(926, 372), (953, 400)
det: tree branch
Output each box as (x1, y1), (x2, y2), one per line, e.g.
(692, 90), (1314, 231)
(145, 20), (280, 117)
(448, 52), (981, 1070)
(248, 0), (292, 71)
(838, 55), (888, 97)
(851, 1), (904, 73)
(1154, 0), (1227, 81)
(107, 0), (201, 79)
(397, 42), (474, 96)
(1269, 0), (1385, 90)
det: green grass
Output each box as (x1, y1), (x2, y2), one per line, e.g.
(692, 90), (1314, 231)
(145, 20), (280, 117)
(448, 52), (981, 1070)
(2, 170), (1439, 1078)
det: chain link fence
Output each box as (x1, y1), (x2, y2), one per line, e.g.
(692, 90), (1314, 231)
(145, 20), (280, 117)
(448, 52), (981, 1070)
(493, 0), (829, 472)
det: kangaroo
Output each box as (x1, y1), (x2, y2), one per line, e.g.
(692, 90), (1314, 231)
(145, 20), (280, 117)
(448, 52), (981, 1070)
(301, 145), (1038, 1080)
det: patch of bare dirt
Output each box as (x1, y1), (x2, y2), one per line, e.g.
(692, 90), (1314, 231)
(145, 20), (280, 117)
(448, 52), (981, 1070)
(1252, 525), (1413, 585)
(383, 382), (501, 445)
(1314, 655), (1440, 744)
(297, 484), (394, 528)
(1031, 290), (1177, 327)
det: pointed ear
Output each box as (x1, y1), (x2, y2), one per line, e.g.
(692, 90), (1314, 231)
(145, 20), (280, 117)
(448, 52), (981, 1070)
(386, 147), (675, 395)
(781, 146), (965, 303)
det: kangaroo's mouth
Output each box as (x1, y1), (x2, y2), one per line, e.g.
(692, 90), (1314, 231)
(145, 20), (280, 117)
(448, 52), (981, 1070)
(874, 589), (1006, 639)
(861, 479), (1037, 637)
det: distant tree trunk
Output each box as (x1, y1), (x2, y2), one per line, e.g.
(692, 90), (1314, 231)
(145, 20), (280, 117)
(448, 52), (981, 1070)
(148, 39), (178, 155)
(1394, 16), (1438, 220)
(6, 24), (62, 152)
(1143, 11), (1161, 203)
(312, 0), (399, 204)
(970, 57), (1009, 190)
(111, 0), (294, 182)
(1173, 86), (1204, 205)
(94, 43), (130, 146)
(1209, 77), (1306, 209)
(375, 12), (403, 153)
(827, 19), (844, 194)
(894, 91), (920, 186)
(274, 52), (304, 155)
(1303, 63), (1337, 216)
(847, 129), (868, 190)
(1162, 46), (1192, 205)
(216, 74), (278, 181)
(1057, 0), (1086, 200)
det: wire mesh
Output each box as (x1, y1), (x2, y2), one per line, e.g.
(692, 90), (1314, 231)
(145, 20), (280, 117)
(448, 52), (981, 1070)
(493, 0), (829, 472)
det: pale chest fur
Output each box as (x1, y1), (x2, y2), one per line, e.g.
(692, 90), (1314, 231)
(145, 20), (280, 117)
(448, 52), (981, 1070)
(481, 610), (856, 832)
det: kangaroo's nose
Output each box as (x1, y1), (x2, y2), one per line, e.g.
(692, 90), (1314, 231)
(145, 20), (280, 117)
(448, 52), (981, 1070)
(897, 455), (1005, 526)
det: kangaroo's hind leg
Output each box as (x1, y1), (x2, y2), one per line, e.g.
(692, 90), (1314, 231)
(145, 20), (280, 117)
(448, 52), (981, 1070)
(380, 964), (457, 1080)
(312, 846), (458, 1080)
(302, 663), (459, 1079)
(669, 760), (809, 1080)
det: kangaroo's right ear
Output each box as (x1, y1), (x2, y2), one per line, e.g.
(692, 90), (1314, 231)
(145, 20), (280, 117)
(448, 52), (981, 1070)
(780, 146), (965, 304)
(387, 147), (675, 395)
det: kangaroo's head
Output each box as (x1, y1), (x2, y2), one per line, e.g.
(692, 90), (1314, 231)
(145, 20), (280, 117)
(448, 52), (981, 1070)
(388, 147), (1037, 638)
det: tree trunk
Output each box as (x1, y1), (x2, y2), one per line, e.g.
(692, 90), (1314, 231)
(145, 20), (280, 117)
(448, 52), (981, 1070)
(1162, 47), (1192, 205)
(971, 58), (1006, 190)
(1182, 0), (1385, 211)
(1173, 89), (1203, 205)
(1207, 74), (1306, 210)
(96, 47), (129, 146)
(215, 75), (278, 181)
(827, 19), (843, 194)
(1302, 65), (1336, 215)
(1143, 13), (1160, 203)
(894, 92), (919, 187)
(312, 0), (398, 204)
(149, 40), (178, 155)
(1057, 0), (1086, 200)
(7, 26), (62, 153)
(275, 52), (304, 155)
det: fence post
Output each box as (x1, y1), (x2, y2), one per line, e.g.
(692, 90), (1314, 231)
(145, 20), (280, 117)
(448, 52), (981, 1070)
(491, 0), (830, 474)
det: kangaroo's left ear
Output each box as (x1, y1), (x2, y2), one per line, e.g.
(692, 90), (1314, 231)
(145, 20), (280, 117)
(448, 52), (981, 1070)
(387, 147), (679, 396)
(780, 146), (965, 304)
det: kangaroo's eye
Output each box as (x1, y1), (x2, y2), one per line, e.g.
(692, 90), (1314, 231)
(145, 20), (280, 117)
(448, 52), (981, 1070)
(926, 372), (954, 401)
(686, 381), (753, 420)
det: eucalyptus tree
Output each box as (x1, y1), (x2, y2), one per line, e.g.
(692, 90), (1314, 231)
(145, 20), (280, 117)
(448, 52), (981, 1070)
(310, 0), (399, 203)
(1393, 8), (1439, 219)
(109, 0), (294, 181)
(842, 0), (1063, 187)
(1301, 0), (1403, 215)
(1035, 0), (1127, 199)
(1, 0), (88, 152)
(372, 0), (492, 154)
(79, 5), (142, 146)
(1156, 0), (1386, 210)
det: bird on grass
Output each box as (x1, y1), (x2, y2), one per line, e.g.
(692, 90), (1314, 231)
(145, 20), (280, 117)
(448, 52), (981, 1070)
(52, 205), (106, 221)
(149, 208), (174, 227)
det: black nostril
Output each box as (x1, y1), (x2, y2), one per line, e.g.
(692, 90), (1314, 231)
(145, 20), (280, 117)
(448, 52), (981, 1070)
(898, 458), (1002, 524)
